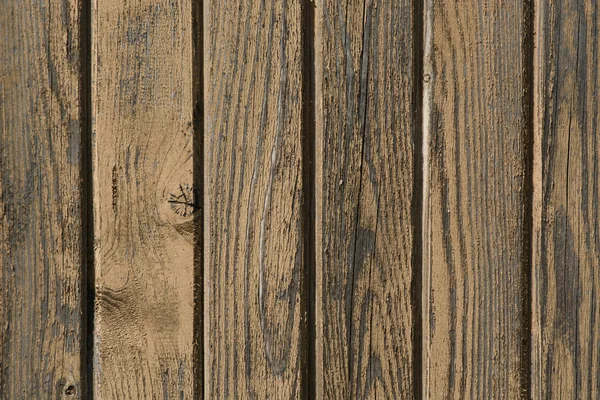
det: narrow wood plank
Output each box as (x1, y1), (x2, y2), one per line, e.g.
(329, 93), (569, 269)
(92, 0), (194, 397)
(317, 0), (416, 397)
(0, 0), (84, 397)
(532, 0), (600, 397)
(204, 0), (306, 397)
(422, 0), (530, 397)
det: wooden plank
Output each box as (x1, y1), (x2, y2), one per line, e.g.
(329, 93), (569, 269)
(532, 0), (600, 397)
(92, 0), (194, 397)
(316, 0), (417, 397)
(204, 0), (307, 397)
(0, 0), (84, 397)
(422, 0), (531, 397)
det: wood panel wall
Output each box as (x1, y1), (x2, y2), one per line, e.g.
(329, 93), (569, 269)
(2, 0), (600, 398)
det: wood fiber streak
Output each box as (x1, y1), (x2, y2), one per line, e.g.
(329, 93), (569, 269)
(0, 0), (83, 397)
(533, 0), (600, 397)
(423, 0), (530, 398)
(92, 0), (194, 397)
(204, 0), (306, 398)
(318, 0), (416, 397)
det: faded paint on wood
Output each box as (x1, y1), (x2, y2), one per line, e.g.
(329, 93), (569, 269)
(422, 0), (531, 397)
(0, 0), (84, 397)
(317, 0), (417, 397)
(532, 0), (600, 397)
(204, 0), (307, 397)
(92, 0), (195, 397)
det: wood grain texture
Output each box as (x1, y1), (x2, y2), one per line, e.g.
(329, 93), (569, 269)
(92, 0), (194, 397)
(0, 0), (84, 397)
(317, 0), (416, 397)
(204, 0), (306, 398)
(532, 0), (600, 397)
(422, 0), (530, 397)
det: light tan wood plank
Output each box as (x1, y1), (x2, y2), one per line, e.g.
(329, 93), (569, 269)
(532, 0), (600, 397)
(422, 0), (530, 397)
(317, 0), (417, 397)
(0, 0), (85, 397)
(204, 0), (307, 397)
(92, 0), (195, 397)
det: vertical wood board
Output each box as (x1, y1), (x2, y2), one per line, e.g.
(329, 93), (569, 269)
(532, 0), (600, 397)
(422, 0), (531, 397)
(204, 0), (306, 397)
(92, 0), (195, 397)
(317, 0), (417, 397)
(0, 0), (84, 397)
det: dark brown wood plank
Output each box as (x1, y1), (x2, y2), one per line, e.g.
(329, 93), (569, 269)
(0, 1), (84, 397)
(92, 0), (194, 397)
(316, 0), (417, 397)
(204, 0), (307, 397)
(532, 0), (600, 397)
(422, 0), (530, 397)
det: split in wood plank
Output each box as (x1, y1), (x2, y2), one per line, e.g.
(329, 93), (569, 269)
(317, 0), (417, 397)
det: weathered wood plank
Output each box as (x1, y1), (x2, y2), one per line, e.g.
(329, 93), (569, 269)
(204, 0), (307, 397)
(422, 0), (530, 397)
(317, 0), (417, 397)
(92, 0), (194, 397)
(532, 0), (600, 397)
(0, 0), (84, 397)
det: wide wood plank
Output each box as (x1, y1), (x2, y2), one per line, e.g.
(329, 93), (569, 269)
(422, 0), (530, 397)
(0, 0), (84, 397)
(204, 0), (307, 397)
(316, 0), (417, 397)
(532, 0), (600, 397)
(92, 0), (194, 397)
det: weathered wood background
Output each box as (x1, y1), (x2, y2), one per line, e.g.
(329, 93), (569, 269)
(1, 0), (599, 398)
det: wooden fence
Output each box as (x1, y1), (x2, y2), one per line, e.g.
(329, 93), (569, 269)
(1, 0), (599, 398)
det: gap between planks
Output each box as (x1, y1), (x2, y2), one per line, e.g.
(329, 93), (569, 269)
(302, 0), (318, 399)
(80, 0), (95, 396)
(192, 0), (204, 397)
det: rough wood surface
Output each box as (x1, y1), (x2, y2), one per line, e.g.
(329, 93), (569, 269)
(317, 0), (416, 397)
(92, 0), (194, 397)
(0, 0), (84, 397)
(422, 0), (530, 397)
(532, 0), (600, 397)
(204, 0), (306, 397)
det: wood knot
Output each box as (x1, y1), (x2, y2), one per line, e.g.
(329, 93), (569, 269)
(64, 384), (77, 396)
(168, 184), (199, 217)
